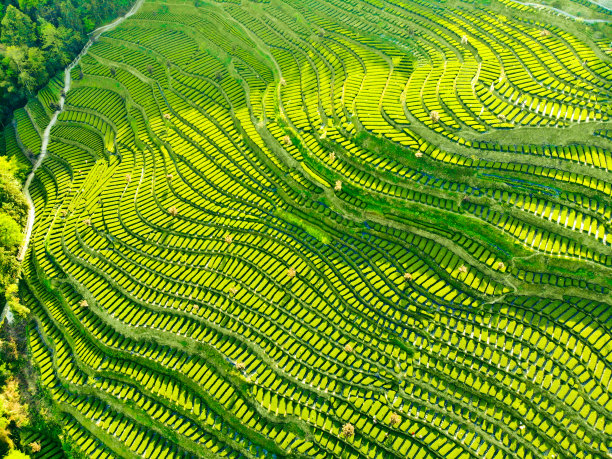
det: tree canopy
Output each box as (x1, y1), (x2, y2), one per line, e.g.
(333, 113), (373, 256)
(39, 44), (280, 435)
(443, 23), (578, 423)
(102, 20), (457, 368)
(0, 156), (28, 317)
(0, 6), (35, 46)
(0, 215), (20, 249)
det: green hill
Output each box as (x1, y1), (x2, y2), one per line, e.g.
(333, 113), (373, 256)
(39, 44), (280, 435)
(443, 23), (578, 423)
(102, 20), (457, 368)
(4, 0), (611, 457)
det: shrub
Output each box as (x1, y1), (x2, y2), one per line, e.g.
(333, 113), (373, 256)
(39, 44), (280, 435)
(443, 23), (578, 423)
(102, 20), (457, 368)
(341, 423), (354, 438)
(0, 214), (21, 249)
(389, 413), (401, 426)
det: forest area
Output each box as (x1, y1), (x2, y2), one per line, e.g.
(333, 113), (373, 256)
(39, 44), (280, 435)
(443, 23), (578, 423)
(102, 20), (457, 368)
(0, 157), (26, 318)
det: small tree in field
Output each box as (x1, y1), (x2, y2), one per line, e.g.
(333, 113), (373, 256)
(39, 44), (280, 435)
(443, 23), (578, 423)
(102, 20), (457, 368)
(235, 362), (246, 371)
(344, 343), (354, 353)
(282, 135), (292, 146)
(168, 206), (179, 217)
(83, 218), (91, 227)
(429, 110), (440, 123)
(224, 234), (234, 244)
(389, 413), (401, 427)
(334, 180), (342, 192)
(125, 174), (132, 183)
(287, 267), (296, 279)
(342, 423), (355, 438)
(404, 272), (413, 281)
(79, 300), (88, 309)
(0, 377), (28, 448)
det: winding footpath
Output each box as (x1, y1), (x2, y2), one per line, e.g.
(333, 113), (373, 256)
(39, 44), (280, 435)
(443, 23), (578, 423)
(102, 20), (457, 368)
(508, 0), (612, 23)
(2, 0), (145, 325)
(585, 0), (611, 12)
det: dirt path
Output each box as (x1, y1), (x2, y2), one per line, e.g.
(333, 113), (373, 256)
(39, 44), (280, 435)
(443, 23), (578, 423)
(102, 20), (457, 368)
(17, 0), (145, 263)
(2, 0), (146, 324)
(507, 0), (612, 23)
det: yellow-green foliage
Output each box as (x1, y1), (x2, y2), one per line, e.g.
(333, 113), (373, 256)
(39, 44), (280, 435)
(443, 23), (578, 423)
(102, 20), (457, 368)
(17, 0), (612, 458)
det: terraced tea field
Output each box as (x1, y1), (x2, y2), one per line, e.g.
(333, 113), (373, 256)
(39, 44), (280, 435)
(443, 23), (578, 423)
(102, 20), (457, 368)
(4, 0), (611, 457)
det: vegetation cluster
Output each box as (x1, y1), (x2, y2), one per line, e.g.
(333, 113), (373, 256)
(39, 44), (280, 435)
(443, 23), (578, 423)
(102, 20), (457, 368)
(0, 157), (27, 317)
(0, 323), (62, 459)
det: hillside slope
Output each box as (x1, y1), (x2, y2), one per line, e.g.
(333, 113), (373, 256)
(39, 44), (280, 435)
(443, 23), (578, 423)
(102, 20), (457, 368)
(9, 0), (612, 457)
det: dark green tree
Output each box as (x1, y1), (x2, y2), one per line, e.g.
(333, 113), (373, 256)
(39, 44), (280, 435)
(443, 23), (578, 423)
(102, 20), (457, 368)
(40, 20), (80, 66)
(4, 46), (48, 93)
(1, 6), (36, 46)
(0, 214), (21, 249)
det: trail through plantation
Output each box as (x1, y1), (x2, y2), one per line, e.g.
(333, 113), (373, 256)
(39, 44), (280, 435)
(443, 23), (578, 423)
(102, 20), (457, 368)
(17, 0), (146, 264)
(3, 0), (145, 323)
(508, 0), (612, 22)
